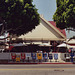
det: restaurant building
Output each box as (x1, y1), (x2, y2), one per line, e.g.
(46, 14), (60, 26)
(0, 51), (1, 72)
(18, 16), (66, 52)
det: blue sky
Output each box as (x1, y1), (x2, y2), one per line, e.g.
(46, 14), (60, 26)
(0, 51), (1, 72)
(33, 0), (75, 38)
(33, 0), (57, 21)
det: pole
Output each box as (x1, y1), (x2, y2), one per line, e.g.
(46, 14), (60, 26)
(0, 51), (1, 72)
(8, 36), (10, 62)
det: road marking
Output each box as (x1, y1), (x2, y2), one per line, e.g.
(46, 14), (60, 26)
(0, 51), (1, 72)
(0, 68), (75, 71)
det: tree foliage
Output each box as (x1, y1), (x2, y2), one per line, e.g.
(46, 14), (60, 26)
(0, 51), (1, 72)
(53, 0), (75, 30)
(0, 0), (40, 36)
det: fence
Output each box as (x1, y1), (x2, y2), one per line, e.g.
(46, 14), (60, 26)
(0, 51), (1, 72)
(0, 52), (69, 62)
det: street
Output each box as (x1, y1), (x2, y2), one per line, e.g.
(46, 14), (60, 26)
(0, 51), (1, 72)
(0, 64), (75, 75)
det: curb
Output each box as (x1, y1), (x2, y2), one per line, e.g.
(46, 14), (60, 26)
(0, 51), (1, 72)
(0, 62), (74, 64)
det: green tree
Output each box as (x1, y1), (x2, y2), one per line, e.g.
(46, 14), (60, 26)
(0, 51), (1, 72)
(53, 0), (75, 30)
(0, 0), (40, 36)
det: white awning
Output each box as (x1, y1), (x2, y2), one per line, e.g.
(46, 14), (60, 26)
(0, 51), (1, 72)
(67, 39), (75, 44)
(12, 43), (26, 47)
(57, 43), (70, 48)
(39, 43), (52, 46)
(69, 46), (75, 48)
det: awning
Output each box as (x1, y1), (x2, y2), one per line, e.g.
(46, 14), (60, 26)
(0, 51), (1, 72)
(57, 43), (70, 48)
(12, 43), (26, 47)
(39, 43), (52, 47)
(69, 46), (75, 48)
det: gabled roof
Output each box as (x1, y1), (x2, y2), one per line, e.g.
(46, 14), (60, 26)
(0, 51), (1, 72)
(40, 16), (66, 39)
(19, 16), (66, 41)
(48, 21), (66, 37)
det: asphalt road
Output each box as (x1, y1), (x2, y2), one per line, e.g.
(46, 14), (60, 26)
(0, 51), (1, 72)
(0, 64), (75, 75)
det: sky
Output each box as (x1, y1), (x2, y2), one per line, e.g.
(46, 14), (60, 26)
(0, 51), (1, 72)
(33, 0), (75, 38)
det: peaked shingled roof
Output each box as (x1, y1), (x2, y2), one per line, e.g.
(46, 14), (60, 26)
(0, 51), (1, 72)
(48, 21), (66, 37)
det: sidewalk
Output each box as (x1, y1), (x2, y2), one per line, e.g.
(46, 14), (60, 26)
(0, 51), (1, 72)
(0, 59), (74, 64)
(4, 62), (73, 64)
(0, 60), (74, 64)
